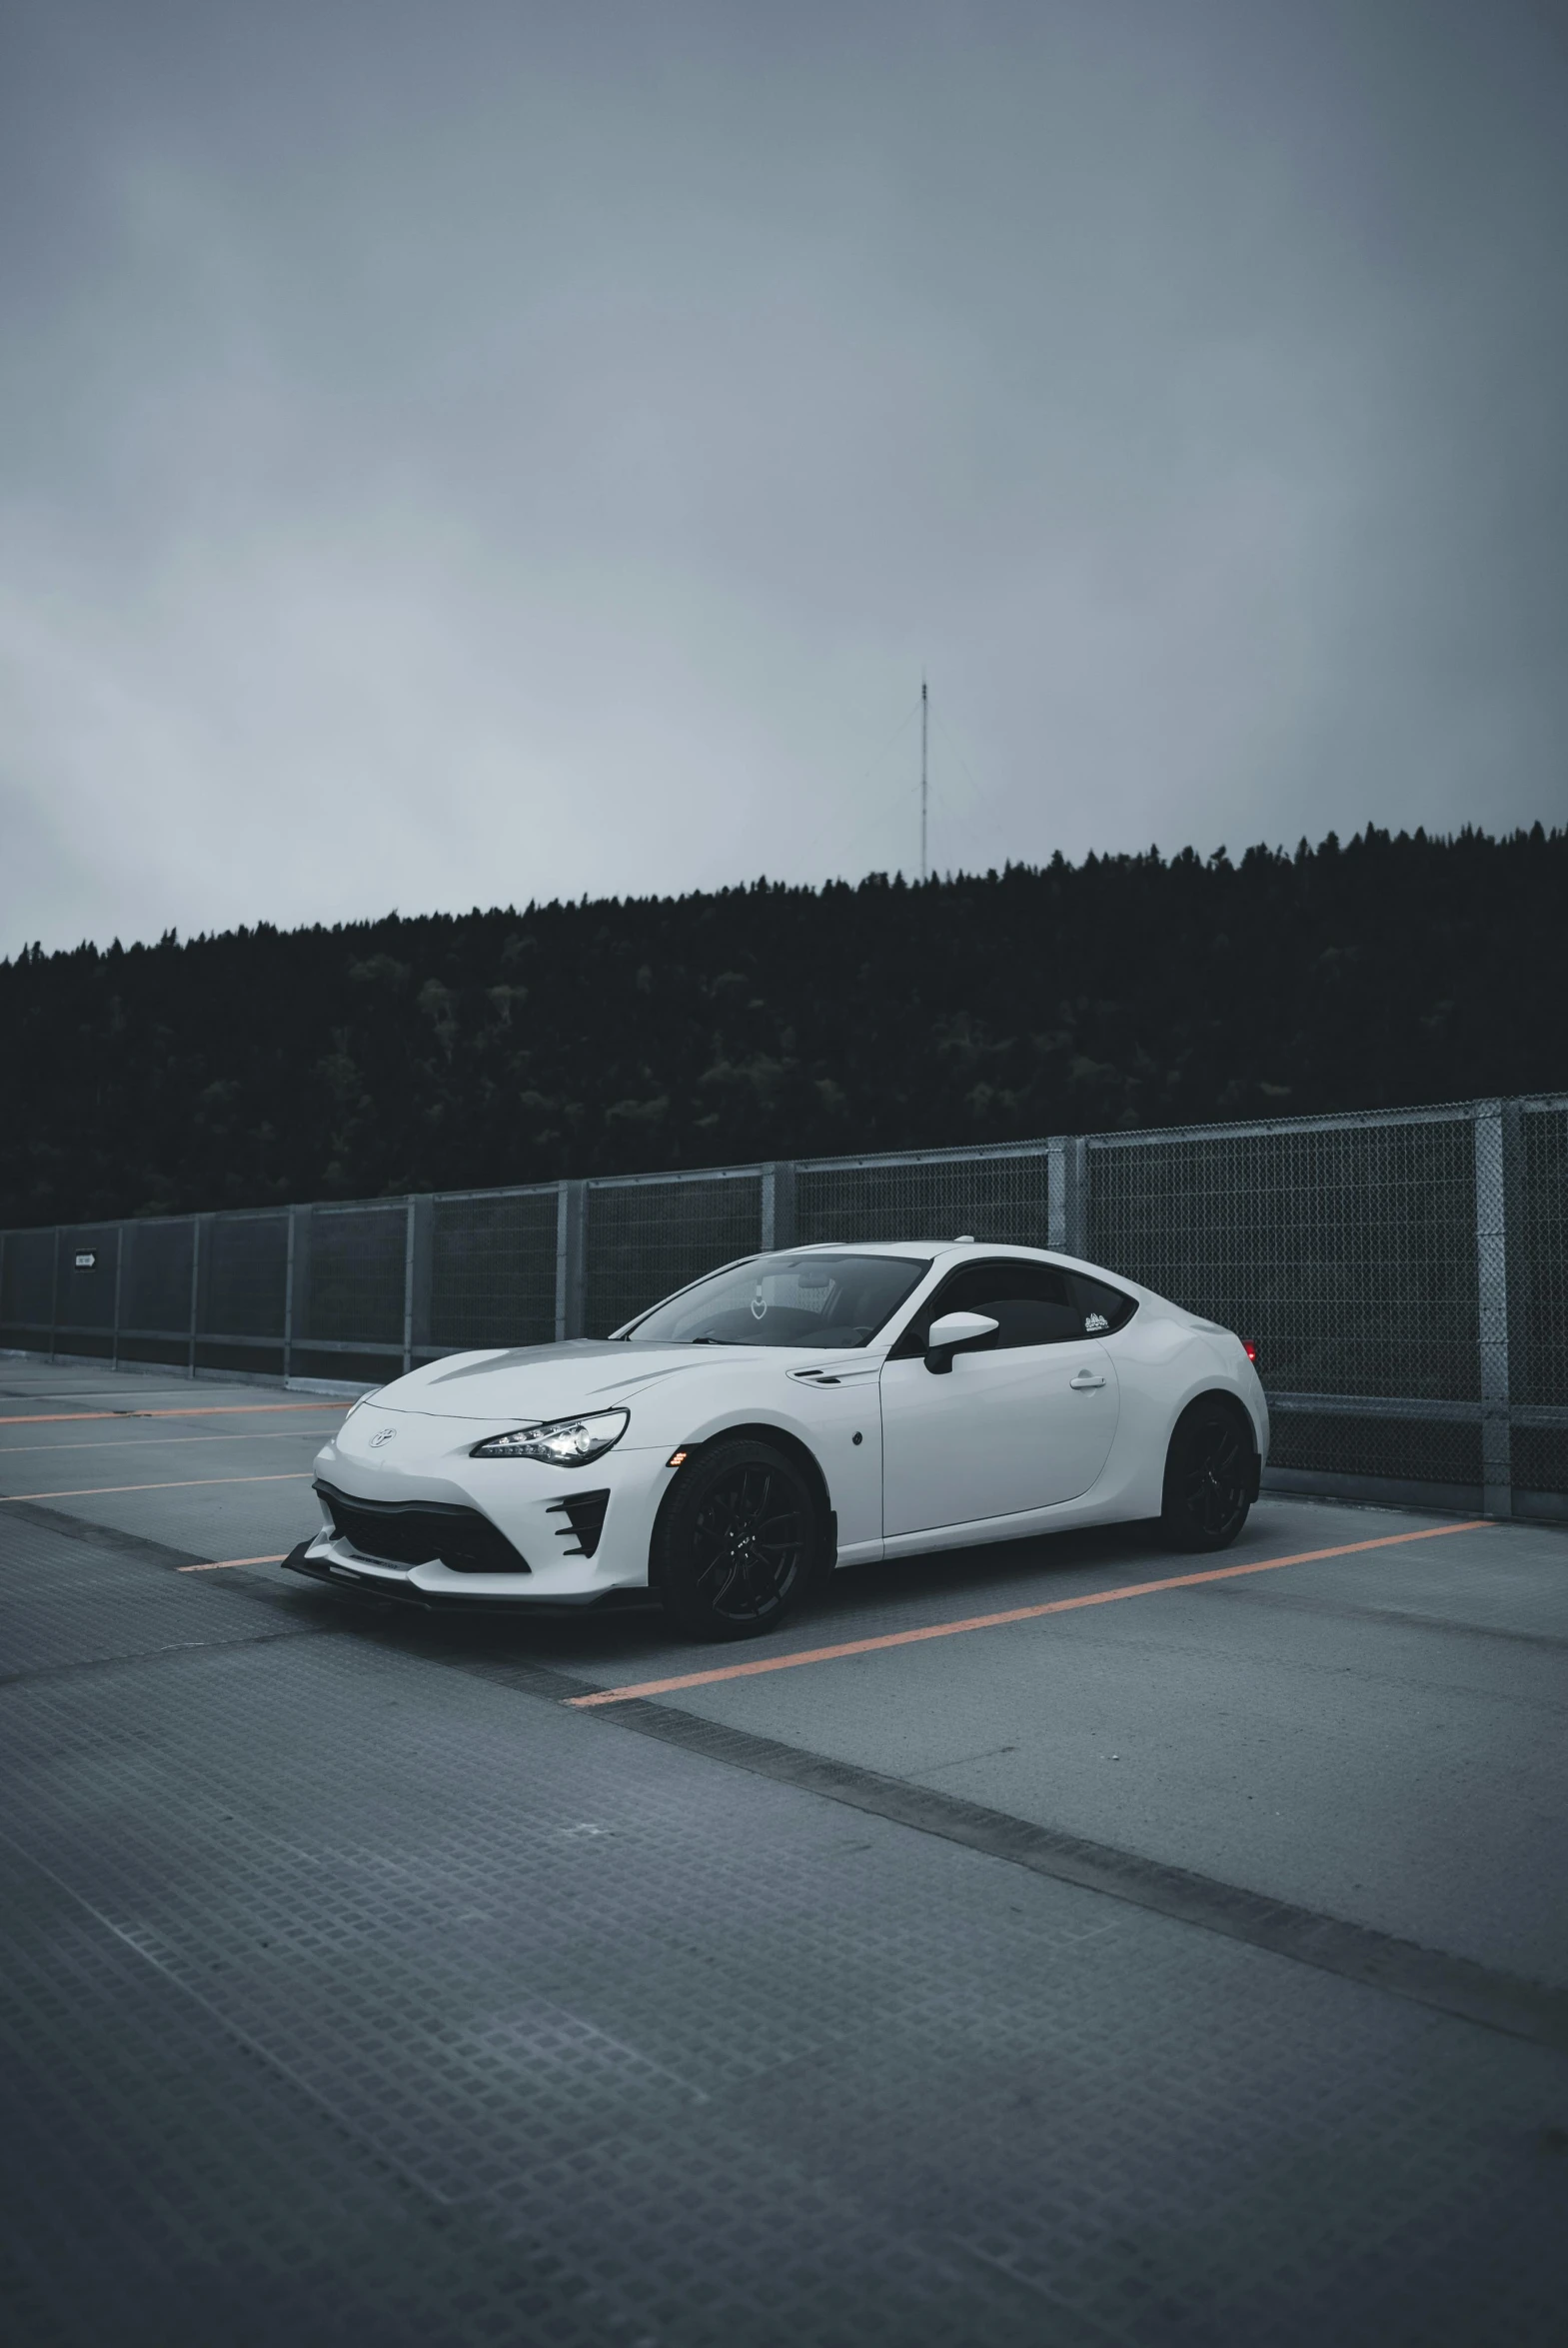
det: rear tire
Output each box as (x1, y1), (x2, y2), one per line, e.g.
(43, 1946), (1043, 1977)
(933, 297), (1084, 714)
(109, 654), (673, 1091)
(653, 1438), (818, 1641)
(1161, 1397), (1255, 1552)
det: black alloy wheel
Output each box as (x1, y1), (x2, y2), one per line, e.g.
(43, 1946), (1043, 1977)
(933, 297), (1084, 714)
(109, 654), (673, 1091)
(655, 1438), (817, 1641)
(1161, 1397), (1254, 1552)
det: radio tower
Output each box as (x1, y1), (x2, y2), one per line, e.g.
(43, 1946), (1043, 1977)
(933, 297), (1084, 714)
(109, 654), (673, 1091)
(919, 677), (928, 883)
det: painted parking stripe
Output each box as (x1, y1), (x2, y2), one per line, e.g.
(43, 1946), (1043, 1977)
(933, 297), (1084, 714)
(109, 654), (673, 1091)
(0, 1403), (348, 1426)
(0, 1431), (336, 1455)
(0, 1473), (315, 1501)
(568, 1519), (1491, 1708)
(178, 1554), (289, 1573)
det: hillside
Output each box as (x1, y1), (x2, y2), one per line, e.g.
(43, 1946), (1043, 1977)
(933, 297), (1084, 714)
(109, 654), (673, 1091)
(3, 825), (1565, 1227)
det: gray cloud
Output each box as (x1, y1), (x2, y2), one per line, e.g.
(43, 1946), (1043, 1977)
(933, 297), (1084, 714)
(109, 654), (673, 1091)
(2, 0), (1565, 954)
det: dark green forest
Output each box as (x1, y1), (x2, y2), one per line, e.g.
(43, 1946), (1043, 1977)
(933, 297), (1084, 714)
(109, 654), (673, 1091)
(3, 825), (1565, 1228)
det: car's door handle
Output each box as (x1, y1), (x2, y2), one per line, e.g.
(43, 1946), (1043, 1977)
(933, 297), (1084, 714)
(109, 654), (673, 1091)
(1069, 1369), (1106, 1389)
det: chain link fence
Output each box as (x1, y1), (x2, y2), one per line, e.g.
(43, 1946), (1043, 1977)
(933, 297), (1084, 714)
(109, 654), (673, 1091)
(4, 1095), (1565, 1522)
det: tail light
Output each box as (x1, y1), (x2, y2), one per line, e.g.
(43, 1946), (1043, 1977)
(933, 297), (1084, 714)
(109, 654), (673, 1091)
(1242, 1339), (1259, 1368)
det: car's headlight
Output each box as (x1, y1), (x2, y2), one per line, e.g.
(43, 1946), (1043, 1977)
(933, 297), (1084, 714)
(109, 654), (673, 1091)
(470, 1408), (630, 1465)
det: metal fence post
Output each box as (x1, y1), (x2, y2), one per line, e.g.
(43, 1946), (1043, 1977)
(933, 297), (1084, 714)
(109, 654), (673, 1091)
(402, 1197), (416, 1374)
(774, 1161), (796, 1250)
(1474, 1101), (1513, 1518)
(554, 1182), (569, 1339)
(1051, 1137), (1088, 1258)
(760, 1162), (796, 1251)
(187, 1215), (203, 1377)
(48, 1226), (60, 1363)
(1046, 1139), (1065, 1250)
(285, 1204), (311, 1382)
(566, 1180), (588, 1338)
(284, 1209), (297, 1381)
(111, 1224), (125, 1370)
(407, 1195), (434, 1369)
(556, 1180), (587, 1339)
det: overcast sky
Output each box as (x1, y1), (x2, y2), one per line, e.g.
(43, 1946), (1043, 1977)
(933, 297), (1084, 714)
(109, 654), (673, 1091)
(2, 0), (1565, 957)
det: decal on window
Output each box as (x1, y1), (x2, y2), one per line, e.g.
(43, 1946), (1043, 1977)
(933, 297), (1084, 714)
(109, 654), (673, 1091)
(1083, 1311), (1109, 1331)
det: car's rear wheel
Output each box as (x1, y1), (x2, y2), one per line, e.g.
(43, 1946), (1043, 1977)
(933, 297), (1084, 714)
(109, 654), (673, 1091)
(1161, 1397), (1255, 1551)
(654, 1438), (817, 1641)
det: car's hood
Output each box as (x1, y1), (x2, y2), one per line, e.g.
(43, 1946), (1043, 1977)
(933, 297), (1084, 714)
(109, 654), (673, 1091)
(361, 1338), (847, 1424)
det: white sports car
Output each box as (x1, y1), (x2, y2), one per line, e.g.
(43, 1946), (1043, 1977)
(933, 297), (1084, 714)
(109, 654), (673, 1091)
(285, 1240), (1268, 1638)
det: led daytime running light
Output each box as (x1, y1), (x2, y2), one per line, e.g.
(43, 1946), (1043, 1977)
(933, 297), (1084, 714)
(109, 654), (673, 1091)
(470, 1408), (630, 1466)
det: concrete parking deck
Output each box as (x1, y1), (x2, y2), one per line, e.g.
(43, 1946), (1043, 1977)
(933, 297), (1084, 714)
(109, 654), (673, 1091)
(2, 1356), (1566, 2346)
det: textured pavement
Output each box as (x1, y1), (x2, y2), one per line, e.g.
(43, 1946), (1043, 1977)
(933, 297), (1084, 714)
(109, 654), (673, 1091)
(2, 1355), (1566, 2346)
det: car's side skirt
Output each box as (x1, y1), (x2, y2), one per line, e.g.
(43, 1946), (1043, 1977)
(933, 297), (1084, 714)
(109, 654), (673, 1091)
(874, 1484), (1148, 1562)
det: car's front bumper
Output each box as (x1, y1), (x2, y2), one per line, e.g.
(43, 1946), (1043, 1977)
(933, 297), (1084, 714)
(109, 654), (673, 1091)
(297, 1428), (676, 1604)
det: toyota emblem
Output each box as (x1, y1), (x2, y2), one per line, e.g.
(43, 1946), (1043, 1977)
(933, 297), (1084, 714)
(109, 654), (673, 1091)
(369, 1426), (397, 1448)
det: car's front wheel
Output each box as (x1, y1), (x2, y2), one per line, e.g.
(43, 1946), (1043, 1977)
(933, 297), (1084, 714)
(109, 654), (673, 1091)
(653, 1438), (818, 1641)
(1161, 1397), (1255, 1551)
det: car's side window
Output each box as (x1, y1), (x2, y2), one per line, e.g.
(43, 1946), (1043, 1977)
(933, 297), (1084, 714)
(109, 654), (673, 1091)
(980, 1271), (1082, 1348)
(890, 1262), (1085, 1357)
(1066, 1272), (1138, 1334)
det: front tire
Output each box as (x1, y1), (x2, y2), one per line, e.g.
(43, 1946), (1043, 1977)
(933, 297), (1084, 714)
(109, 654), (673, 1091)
(1161, 1397), (1255, 1552)
(653, 1439), (818, 1641)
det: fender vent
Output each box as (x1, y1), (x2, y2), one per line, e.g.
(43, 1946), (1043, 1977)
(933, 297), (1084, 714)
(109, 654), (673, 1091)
(548, 1488), (611, 1558)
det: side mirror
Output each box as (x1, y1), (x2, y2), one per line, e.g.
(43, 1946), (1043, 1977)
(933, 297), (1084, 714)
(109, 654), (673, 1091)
(924, 1309), (999, 1374)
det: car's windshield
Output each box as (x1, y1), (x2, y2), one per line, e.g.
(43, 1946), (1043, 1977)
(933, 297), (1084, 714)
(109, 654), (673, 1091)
(622, 1252), (931, 1349)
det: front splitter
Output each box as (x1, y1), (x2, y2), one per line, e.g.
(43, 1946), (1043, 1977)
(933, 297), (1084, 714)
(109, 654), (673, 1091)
(280, 1541), (659, 1615)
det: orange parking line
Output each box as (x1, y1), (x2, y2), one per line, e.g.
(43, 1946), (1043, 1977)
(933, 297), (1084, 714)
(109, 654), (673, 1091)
(0, 1473), (315, 1501)
(568, 1519), (1492, 1708)
(0, 1430), (336, 1456)
(0, 1403), (347, 1426)
(178, 1553), (289, 1573)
